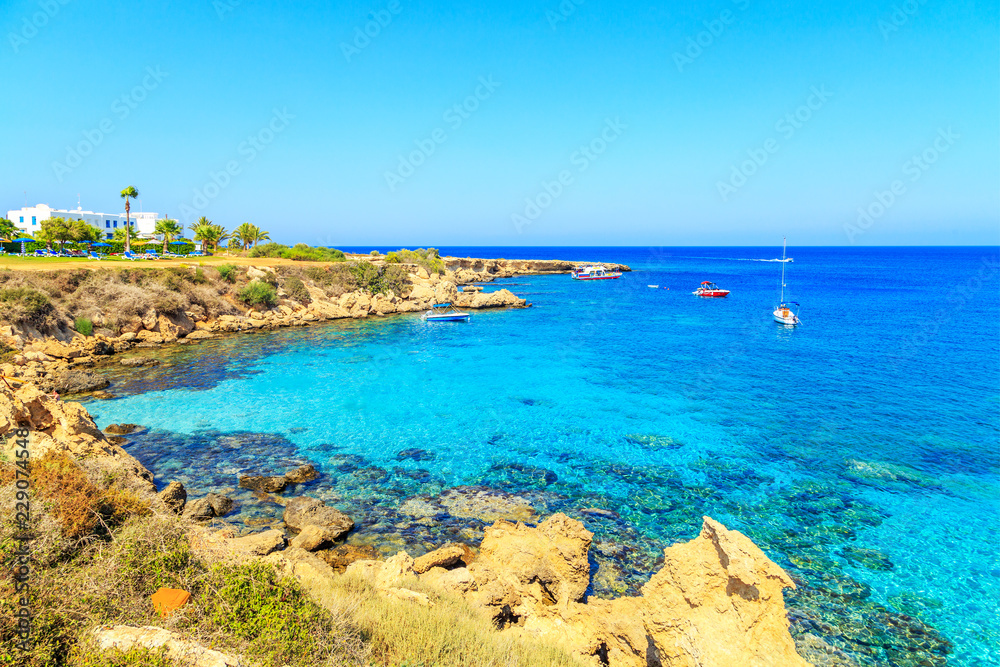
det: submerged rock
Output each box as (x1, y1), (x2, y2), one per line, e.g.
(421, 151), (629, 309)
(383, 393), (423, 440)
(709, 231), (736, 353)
(238, 474), (288, 494)
(104, 423), (142, 435)
(623, 433), (684, 449)
(42, 370), (111, 395)
(399, 486), (535, 524)
(840, 546), (894, 572)
(284, 463), (319, 484)
(120, 357), (161, 367)
(395, 448), (436, 462)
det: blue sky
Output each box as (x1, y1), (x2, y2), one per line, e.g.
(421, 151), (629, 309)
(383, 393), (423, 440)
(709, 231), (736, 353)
(1, 0), (997, 245)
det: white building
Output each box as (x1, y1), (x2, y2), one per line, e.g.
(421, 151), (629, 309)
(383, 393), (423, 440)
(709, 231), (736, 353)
(5, 204), (162, 240)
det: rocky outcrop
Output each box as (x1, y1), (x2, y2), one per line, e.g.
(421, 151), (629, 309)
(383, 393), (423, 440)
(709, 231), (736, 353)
(454, 288), (526, 309)
(399, 486), (535, 524)
(283, 496), (354, 542)
(185, 493), (234, 521)
(159, 481), (187, 514)
(91, 625), (242, 667)
(285, 463), (319, 484)
(0, 383), (152, 486)
(412, 543), (472, 574)
(238, 474), (288, 493)
(443, 257), (631, 285)
(460, 515), (812, 667)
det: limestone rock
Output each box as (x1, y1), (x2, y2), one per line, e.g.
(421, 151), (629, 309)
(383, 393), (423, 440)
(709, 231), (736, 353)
(282, 495), (354, 541)
(480, 515), (811, 667)
(470, 513), (592, 609)
(413, 543), (469, 574)
(40, 369), (110, 395)
(91, 625), (242, 667)
(346, 551), (415, 590)
(159, 481), (187, 514)
(185, 329), (217, 340)
(315, 544), (377, 571)
(285, 463), (319, 484)
(185, 493), (234, 521)
(0, 383), (152, 486)
(238, 474), (288, 493)
(157, 312), (195, 338)
(455, 288), (526, 310)
(121, 357), (161, 367)
(290, 524), (331, 551)
(230, 529), (285, 557)
(420, 566), (476, 595)
(104, 423), (141, 435)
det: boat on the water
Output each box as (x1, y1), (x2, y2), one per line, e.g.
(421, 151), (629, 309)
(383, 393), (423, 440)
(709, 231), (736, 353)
(571, 265), (621, 281)
(422, 303), (471, 322)
(692, 281), (730, 298)
(772, 238), (801, 326)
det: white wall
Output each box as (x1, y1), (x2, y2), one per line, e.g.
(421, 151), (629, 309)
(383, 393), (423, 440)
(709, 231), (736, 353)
(5, 204), (160, 240)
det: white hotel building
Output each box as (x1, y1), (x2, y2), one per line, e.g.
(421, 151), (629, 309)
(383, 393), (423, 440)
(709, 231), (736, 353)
(6, 204), (162, 240)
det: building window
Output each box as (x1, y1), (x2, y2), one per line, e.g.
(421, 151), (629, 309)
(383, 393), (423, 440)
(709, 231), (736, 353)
(19, 217), (23, 223)
(106, 233), (113, 240)
(105, 221), (110, 228)
(31, 217), (36, 225)
(113, 221), (118, 228)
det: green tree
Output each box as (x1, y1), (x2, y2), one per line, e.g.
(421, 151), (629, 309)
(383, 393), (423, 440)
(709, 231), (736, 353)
(120, 185), (139, 253)
(72, 219), (102, 246)
(0, 218), (16, 240)
(249, 224), (271, 247)
(232, 222), (254, 251)
(192, 222), (228, 253)
(154, 218), (183, 254)
(36, 217), (74, 251)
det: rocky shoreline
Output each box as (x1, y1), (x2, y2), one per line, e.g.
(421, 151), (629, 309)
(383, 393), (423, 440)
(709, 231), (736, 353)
(0, 257), (629, 397)
(1, 381), (811, 666)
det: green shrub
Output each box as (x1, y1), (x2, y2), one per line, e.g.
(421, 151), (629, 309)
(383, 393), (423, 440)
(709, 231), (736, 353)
(203, 562), (344, 666)
(74, 317), (93, 336)
(281, 245), (346, 262)
(70, 646), (178, 666)
(384, 248), (445, 275)
(237, 280), (277, 308)
(217, 264), (239, 283)
(284, 276), (311, 304)
(192, 267), (207, 284)
(349, 262), (408, 295)
(369, 250), (380, 256)
(248, 242), (288, 258)
(0, 287), (53, 325)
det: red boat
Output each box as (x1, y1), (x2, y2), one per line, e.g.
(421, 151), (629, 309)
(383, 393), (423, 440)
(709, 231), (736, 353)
(692, 281), (730, 298)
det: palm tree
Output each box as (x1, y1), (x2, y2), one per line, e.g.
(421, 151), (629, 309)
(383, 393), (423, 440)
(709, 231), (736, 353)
(192, 222), (228, 253)
(155, 218), (183, 254)
(120, 186), (139, 253)
(250, 226), (271, 247)
(232, 222), (254, 251)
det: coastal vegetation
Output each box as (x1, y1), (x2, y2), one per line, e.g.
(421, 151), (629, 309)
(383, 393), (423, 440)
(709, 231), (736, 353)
(119, 186), (139, 254)
(384, 248), (445, 275)
(248, 242), (346, 262)
(0, 449), (582, 667)
(237, 280), (278, 308)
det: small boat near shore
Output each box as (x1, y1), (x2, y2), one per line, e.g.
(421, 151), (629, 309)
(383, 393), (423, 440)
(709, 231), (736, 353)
(422, 303), (471, 322)
(692, 281), (730, 298)
(571, 265), (621, 281)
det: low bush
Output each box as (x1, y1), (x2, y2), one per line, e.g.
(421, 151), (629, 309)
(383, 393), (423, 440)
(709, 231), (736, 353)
(74, 317), (93, 336)
(30, 452), (150, 540)
(284, 276), (311, 304)
(349, 262), (408, 295)
(217, 264), (239, 283)
(383, 248), (445, 275)
(0, 287), (53, 325)
(248, 242), (288, 258)
(237, 280), (277, 308)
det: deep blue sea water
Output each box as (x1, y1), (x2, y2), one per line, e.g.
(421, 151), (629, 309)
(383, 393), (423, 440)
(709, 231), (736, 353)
(85, 246), (1000, 666)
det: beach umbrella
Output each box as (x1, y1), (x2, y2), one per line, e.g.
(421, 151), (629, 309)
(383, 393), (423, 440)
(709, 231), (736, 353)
(92, 242), (110, 255)
(14, 237), (33, 255)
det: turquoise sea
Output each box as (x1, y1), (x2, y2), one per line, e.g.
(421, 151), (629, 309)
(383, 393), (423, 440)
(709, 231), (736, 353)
(84, 246), (1000, 667)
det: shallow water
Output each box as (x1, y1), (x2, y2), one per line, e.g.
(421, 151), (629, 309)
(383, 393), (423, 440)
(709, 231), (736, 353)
(84, 246), (1000, 666)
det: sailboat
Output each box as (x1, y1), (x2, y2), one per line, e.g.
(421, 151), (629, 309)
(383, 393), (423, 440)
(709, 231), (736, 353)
(773, 238), (801, 326)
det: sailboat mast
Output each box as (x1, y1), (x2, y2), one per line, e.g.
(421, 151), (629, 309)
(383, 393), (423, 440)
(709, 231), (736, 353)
(779, 237), (786, 303)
